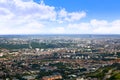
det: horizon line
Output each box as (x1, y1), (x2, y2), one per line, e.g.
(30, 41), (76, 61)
(0, 34), (120, 35)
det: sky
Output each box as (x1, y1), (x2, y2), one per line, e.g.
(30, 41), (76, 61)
(0, 0), (120, 34)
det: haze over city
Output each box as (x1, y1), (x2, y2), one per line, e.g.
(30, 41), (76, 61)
(0, 0), (120, 34)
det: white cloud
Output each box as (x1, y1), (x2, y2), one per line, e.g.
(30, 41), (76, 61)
(49, 27), (65, 34)
(0, 0), (119, 34)
(0, 0), (57, 20)
(67, 23), (91, 34)
(0, 7), (14, 21)
(92, 20), (120, 34)
(90, 19), (108, 27)
(58, 9), (67, 18)
(67, 19), (120, 34)
(67, 11), (86, 21)
(58, 8), (86, 22)
(0, 20), (44, 34)
(0, 0), (86, 34)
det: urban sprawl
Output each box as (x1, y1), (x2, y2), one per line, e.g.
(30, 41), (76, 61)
(0, 35), (120, 80)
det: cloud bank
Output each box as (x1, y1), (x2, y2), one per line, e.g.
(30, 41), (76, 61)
(0, 0), (119, 34)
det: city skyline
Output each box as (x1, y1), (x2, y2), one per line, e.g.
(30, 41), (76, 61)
(0, 0), (120, 34)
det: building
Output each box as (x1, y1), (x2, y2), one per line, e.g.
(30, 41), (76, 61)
(42, 74), (62, 80)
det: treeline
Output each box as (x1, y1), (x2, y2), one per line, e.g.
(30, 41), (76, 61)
(0, 42), (71, 49)
(31, 42), (70, 49)
(0, 43), (28, 49)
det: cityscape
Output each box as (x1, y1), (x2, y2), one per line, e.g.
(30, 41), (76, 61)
(0, 0), (120, 80)
(0, 35), (120, 80)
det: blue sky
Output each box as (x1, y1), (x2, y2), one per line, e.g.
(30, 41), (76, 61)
(0, 0), (120, 34)
(37, 0), (120, 20)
